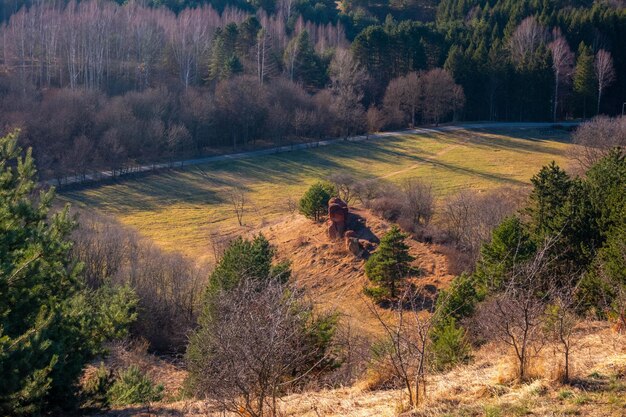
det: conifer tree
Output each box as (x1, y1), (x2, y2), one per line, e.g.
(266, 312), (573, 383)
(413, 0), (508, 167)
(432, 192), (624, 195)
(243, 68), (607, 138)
(573, 43), (596, 118)
(0, 131), (136, 415)
(364, 225), (414, 302)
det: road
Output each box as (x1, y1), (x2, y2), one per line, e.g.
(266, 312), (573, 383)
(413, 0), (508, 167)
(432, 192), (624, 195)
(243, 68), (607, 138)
(53, 122), (578, 187)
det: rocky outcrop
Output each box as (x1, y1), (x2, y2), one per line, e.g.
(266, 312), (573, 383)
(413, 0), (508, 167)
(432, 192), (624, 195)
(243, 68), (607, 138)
(326, 197), (376, 258)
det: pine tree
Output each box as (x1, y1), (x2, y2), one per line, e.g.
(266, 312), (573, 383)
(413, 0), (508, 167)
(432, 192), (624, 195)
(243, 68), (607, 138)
(527, 161), (572, 238)
(0, 133), (137, 415)
(364, 225), (415, 302)
(474, 216), (536, 293)
(298, 182), (335, 222)
(573, 43), (595, 118)
(0, 131), (137, 415)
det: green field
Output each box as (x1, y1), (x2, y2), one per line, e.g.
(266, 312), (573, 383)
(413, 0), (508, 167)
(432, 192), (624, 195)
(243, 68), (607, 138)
(61, 127), (572, 260)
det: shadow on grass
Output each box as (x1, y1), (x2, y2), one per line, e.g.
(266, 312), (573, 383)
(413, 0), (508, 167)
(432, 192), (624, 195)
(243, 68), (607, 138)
(61, 128), (569, 211)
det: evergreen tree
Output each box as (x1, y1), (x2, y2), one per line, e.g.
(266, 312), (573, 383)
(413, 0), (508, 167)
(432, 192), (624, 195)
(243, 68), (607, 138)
(299, 181), (335, 221)
(284, 31), (327, 92)
(573, 43), (596, 118)
(0, 131), (136, 415)
(527, 161), (572, 238)
(474, 216), (536, 294)
(364, 225), (414, 302)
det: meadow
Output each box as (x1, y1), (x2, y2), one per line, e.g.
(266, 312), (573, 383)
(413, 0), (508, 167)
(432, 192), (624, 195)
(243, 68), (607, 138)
(62, 127), (572, 261)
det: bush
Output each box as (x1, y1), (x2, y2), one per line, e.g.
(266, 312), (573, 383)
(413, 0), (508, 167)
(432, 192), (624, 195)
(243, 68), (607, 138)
(430, 318), (472, 371)
(187, 276), (337, 416)
(72, 212), (205, 353)
(299, 181), (336, 221)
(82, 363), (113, 409)
(107, 366), (164, 406)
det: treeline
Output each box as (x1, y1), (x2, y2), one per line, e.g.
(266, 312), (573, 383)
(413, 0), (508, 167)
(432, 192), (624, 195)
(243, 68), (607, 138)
(0, 0), (624, 182)
(437, 0), (626, 120)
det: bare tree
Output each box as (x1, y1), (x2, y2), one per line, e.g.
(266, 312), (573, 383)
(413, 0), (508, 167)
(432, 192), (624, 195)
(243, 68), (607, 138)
(594, 49), (616, 114)
(228, 185), (247, 226)
(509, 16), (548, 66)
(400, 178), (434, 230)
(383, 72), (422, 127)
(71, 211), (206, 352)
(421, 69), (464, 125)
(329, 49), (368, 138)
(328, 172), (357, 204)
(544, 287), (580, 383)
(353, 179), (383, 208)
(367, 287), (434, 409)
(440, 188), (525, 266)
(187, 277), (335, 417)
(570, 116), (626, 171)
(476, 242), (557, 381)
(548, 30), (574, 122)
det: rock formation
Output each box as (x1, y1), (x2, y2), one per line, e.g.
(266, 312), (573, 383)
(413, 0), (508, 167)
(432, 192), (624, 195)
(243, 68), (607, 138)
(327, 197), (349, 240)
(326, 197), (376, 258)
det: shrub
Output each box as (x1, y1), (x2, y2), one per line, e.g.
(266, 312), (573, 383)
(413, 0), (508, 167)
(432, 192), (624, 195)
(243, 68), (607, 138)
(82, 363), (113, 409)
(107, 366), (163, 406)
(299, 181), (336, 221)
(430, 318), (472, 371)
(72, 212), (205, 353)
(186, 277), (337, 416)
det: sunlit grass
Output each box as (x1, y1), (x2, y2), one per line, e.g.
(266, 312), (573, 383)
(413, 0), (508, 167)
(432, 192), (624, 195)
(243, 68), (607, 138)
(61, 128), (572, 260)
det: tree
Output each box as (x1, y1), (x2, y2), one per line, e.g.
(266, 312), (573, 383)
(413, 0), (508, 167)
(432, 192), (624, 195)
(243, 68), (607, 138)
(284, 30), (326, 92)
(570, 116), (626, 171)
(368, 287), (434, 409)
(299, 181), (336, 221)
(527, 161), (572, 237)
(329, 48), (367, 138)
(0, 131), (136, 414)
(206, 234), (289, 298)
(548, 30), (573, 122)
(399, 178), (434, 230)
(476, 243), (556, 381)
(383, 72), (422, 127)
(187, 262), (336, 417)
(573, 43), (595, 118)
(421, 68), (464, 125)
(474, 216), (536, 295)
(594, 49), (616, 115)
(544, 290), (580, 383)
(228, 185), (247, 226)
(508, 17), (548, 68)
(364, 225), (415, 301)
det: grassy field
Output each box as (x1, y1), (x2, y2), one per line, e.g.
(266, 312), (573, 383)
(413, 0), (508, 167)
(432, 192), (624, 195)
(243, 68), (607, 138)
(61, 127), (572, 261)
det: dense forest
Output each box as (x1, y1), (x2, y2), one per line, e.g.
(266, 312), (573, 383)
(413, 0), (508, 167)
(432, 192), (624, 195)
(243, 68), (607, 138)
(0, 0), (624, 181)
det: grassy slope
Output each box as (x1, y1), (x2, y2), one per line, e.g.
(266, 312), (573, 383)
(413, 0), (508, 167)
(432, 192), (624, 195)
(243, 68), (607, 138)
(61, 128), (571, 261)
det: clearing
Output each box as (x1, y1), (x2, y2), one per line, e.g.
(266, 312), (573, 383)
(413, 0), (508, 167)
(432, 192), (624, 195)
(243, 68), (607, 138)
(61, 126), (572, 262)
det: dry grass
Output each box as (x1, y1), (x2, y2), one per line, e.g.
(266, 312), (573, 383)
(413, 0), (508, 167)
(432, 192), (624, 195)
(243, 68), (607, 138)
(61, 128), (572, 262)
(94, 322), (625, 417)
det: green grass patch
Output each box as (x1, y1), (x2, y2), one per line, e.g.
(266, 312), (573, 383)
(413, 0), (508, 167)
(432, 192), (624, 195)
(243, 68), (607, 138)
(61, 128), (572, 259)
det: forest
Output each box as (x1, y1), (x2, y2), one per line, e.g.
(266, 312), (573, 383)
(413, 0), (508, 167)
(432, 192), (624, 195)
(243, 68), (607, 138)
(0, 0), (623, 182)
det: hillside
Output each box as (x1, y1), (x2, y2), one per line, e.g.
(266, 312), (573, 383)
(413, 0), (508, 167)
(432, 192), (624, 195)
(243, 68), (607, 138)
(95, 321), (625, 416)
(254, 208), (454, 338)
(89, 206), (626, 417)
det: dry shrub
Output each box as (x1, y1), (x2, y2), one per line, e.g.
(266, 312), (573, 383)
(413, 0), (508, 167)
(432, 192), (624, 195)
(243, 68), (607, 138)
(72, 211), (207, 353)
(370, 190), (404, 221)
(436, 245), (474, 276)
(353, 180), (383, 208)
(570, 116), (626, 172)
(438, 187), (526, 269)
